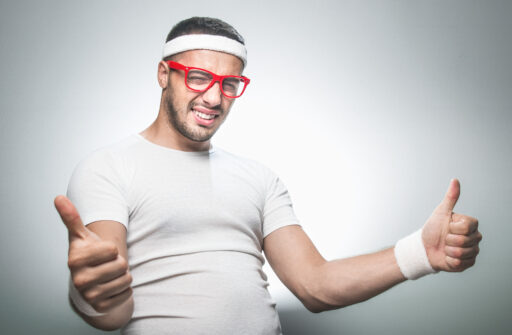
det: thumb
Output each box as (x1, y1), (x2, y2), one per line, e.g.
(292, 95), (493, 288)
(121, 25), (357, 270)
(54, 195), (89, 239)
(436, 178), (461, 214)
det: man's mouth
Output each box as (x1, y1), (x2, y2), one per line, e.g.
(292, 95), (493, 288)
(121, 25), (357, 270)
(191, 106), (220, 126)
(194, 110), (217, 120)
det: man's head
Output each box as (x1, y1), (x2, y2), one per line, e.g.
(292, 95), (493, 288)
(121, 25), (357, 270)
(165, 17), (245, 56)
(155, 17), (248, 151)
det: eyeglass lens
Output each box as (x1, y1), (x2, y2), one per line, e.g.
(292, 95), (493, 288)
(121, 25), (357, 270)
(186, 70), (245, 97)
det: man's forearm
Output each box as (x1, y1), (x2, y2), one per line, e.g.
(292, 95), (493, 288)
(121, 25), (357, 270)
(69, 295), (134, 331)
(304, 247), (406, 312)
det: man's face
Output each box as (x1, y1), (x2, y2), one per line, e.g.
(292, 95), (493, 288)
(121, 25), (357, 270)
(162, 49), (244, 145)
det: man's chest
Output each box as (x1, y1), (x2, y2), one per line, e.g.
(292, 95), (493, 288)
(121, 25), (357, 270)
(124, 161), (266, 243)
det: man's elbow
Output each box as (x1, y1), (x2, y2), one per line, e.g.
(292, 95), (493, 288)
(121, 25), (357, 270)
(297, 279), (347, 313)
(303, 302), (330, 314)
(301, 296), (346, 314)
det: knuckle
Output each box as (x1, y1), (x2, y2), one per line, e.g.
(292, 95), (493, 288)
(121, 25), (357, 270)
(450, 257), (461, 268)
(104, 243), (119, 257)
(73, 275), (89, 290)
(462, 224), (471, 235)
(96, 241), (118, 258)
(118, 257), (129, 271)
(126, 272), (133, 285)
(455, 235), (466, 246)
(67, 253), (84, 269)
(83, 289), (99, 302)
(92, 300), (109, 313)
(67, 257), (78, 270)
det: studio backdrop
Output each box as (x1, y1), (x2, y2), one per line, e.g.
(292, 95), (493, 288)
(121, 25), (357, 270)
(1, 1), (511, 334)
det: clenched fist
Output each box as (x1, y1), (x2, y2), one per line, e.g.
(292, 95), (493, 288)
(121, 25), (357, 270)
(55, 195), (133, 314)
(422, 179), (482, 272)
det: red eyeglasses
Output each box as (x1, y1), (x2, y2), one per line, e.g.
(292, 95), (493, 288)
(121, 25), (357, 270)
(167, 61), (250, 99)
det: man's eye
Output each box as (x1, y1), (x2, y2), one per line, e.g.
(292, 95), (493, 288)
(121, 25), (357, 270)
(188, 71), (211, 83)
(223, 79), (240, 90)
(189, 75), (209, 81)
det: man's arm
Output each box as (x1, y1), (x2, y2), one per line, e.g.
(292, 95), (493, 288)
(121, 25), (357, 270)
(55, 196), (134, 330)
(264, 226), (405, 312)
(263, 179), (481, 313)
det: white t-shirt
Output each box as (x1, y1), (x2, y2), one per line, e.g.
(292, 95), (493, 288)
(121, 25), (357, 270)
(67, 134), (300, 335)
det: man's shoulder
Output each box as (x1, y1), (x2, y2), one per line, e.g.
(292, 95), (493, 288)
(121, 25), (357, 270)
(74, 134), (141, 171)
(213, 147), (278, 180)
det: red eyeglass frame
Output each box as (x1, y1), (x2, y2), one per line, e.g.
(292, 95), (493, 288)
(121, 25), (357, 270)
(166, 61), (250, 98)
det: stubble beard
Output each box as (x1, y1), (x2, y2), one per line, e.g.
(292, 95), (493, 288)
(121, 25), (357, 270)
(165, 93), (223, 143)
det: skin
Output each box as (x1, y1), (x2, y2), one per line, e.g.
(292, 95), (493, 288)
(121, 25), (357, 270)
(54, 49), (482, 330)
(264, 178), (481, 312)
(55, 198), (133, 330)
(140, 49), (243, 152)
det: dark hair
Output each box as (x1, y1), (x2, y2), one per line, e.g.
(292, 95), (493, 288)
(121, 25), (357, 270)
(166, 17), (245, 45)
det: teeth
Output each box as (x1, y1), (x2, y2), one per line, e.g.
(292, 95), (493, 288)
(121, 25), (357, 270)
(194, 110), (216, 120)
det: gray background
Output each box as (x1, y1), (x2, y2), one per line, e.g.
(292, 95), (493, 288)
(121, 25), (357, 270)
(1, 0), (511, 334)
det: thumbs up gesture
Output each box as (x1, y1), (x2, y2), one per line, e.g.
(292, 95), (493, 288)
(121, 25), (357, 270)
(55, 195), (133, 314)
(422, 179), (482, 272)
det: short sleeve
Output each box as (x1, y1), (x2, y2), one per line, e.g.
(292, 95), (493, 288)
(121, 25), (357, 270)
(66, 150), (129, 228)
(262, 172), (300, 237)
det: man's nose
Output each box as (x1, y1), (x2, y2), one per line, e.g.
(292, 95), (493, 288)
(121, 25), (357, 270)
(201, 81), (223, 106)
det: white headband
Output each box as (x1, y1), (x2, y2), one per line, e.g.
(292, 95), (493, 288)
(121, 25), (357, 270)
(162, 34), (247, 66)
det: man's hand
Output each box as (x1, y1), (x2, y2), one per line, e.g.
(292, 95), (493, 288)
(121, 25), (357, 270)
(422, 179), (482, 272)
(55, 195), (133, 314)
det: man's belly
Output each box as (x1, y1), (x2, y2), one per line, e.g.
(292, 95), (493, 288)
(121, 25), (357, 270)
(122, 251), (282, 335)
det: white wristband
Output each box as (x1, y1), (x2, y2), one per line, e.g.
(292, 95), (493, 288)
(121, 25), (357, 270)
(68, 277), (106, 317)
(394, 229), (436, 280)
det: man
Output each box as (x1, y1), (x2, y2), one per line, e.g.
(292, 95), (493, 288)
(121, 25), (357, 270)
(55, 17), (482, 334)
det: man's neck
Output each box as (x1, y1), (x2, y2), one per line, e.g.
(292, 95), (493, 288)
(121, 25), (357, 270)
(140, 121), (211, 152)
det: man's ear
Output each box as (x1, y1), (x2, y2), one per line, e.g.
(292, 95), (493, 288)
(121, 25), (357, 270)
(157, 60), (170, 88)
